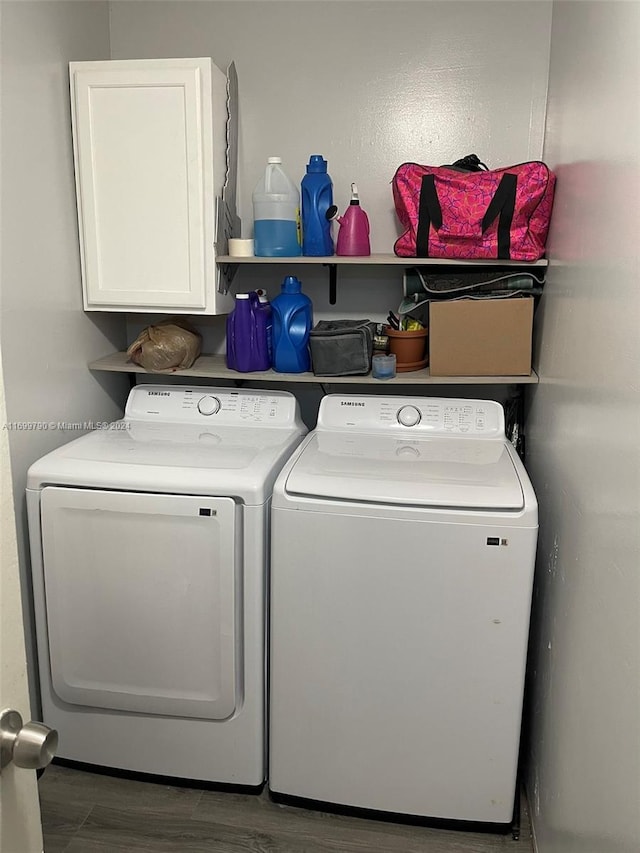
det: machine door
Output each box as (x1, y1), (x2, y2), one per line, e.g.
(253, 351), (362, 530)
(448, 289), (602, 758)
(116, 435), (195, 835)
(270, 506), (537, 822)
(40, 487), (239, 720)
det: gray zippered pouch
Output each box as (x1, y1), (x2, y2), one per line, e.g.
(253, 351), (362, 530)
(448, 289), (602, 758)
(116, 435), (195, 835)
(309, 320), (376, 376)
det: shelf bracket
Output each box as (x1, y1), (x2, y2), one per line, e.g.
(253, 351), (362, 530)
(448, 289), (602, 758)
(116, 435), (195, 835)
(323, 263), (338, 305)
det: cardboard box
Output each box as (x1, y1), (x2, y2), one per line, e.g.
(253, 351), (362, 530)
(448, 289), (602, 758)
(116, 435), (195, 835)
(428, 297), (534, 376)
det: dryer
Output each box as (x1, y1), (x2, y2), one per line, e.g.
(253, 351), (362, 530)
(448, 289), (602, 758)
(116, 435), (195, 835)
(27, 385), (306, 785)
(269, 394), (537, 824)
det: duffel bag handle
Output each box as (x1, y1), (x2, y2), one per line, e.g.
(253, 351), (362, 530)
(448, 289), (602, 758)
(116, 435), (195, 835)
(481, 172), (517, 259)
(416, 175), (442, 257)
(416, 171), (517, 259)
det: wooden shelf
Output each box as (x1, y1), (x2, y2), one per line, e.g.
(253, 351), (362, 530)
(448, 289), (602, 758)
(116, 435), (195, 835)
(89, 352), (539, 385)
(217, 254), (548, 304)
(217, 254), (548, 268)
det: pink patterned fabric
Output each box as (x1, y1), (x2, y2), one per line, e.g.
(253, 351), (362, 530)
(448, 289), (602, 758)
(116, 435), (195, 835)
(393, 161), (556, 260)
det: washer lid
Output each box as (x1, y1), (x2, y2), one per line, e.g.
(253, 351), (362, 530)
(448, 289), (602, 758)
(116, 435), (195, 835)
(284, 433), (524, 510)
(27, 421), (306, 504)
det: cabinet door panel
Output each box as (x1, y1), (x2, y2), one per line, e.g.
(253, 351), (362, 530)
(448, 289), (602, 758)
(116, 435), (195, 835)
(72, 65), (210, 310)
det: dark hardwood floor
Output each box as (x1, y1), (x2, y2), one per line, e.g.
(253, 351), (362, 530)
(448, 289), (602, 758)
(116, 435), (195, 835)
(38, 763), (534, 852)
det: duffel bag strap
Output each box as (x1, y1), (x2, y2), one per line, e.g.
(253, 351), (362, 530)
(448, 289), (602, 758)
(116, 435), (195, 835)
(442, 154), (489, 172)
(416, 174), (443, 257)
(481, 172), (517, 259)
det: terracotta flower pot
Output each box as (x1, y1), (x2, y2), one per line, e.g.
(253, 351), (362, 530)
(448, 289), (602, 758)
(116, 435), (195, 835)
(385, 326), (428, 372)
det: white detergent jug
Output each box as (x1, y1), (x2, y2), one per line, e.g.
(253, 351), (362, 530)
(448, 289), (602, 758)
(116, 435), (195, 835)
(252, 157), (301, 257)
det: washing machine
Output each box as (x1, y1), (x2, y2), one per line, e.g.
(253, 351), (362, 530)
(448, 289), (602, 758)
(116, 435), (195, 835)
(269, 394), (537, 824)
(27, 384), (306, 785)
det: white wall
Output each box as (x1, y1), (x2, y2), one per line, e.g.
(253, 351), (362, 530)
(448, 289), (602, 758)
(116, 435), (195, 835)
(525, 3), (640, 852)
(111, 0), (553, 349)
(0, 351), (43, 853)
(110, 0), (552, 250)
(0, 1), (130, 706)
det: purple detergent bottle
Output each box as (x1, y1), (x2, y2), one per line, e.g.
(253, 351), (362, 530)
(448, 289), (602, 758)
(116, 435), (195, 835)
(330, 183), (371, 256)
(226, 292), (270, 372)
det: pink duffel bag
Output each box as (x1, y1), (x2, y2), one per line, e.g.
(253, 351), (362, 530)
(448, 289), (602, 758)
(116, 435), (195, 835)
(393, 156), (556, 261)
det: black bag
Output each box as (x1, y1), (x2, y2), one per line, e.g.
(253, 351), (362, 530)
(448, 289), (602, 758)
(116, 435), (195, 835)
(309, 320), (376, 377)
(439, 154), (488, 172)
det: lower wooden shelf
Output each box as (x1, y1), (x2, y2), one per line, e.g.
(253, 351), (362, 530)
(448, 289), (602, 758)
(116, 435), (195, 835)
(89, 352), (539, 385)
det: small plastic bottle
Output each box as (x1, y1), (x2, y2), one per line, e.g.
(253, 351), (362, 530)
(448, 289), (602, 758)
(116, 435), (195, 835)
(331, 183), (371, 256)
(271, 276), (313, 373)
(256, 290), (273, 366)
(226, 293), (270, 372)
(252, 157), (301, 257)
(301, 155), (334, 256)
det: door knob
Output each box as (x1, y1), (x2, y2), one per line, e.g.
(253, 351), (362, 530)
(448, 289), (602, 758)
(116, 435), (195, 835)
(0, 708), (58, 772)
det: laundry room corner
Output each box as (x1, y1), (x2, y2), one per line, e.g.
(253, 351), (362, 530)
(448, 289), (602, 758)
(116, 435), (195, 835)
(522, 3), (640, 852)
(0, 0), (131, 712)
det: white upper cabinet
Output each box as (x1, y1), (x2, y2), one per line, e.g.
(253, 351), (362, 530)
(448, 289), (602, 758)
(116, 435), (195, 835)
(69, 58), (234, 314)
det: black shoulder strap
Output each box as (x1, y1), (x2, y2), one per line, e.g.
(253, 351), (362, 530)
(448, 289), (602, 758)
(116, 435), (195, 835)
(481, 173), (517, 259)
(416, 174), (443, 257)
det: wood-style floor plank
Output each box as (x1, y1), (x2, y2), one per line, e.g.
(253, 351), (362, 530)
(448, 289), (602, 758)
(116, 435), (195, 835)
(193, 789), (521, 852)
(65, 841), (154, 853)
(38, 763), (203, 815)
(67, 804), (396, 853)
(38, 797), (92, 853)
(40, 765), (534, 853)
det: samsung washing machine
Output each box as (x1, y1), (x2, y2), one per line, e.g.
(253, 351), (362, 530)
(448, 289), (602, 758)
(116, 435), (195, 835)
(27, 384), (306, 785)
(269, 394), (537, 824)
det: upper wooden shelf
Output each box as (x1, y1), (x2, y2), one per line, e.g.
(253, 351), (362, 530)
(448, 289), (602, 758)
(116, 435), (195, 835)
(217, 255), (548, 303)
(217, 254), (549, 267)
(89, 352), (539, 385)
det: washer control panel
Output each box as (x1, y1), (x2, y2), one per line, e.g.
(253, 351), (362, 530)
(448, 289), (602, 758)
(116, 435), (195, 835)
(125, 385), (302, 426)
(318, 395), (505, 437)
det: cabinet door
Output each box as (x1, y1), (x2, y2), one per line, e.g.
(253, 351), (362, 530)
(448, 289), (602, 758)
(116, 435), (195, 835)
(71, 60), (216, 312)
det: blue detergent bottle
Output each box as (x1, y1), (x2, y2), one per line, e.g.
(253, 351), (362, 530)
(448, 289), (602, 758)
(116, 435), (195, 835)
(271, 276), (313, 373)
(226, 292), (270, 372)
(301, 155), (334, 256)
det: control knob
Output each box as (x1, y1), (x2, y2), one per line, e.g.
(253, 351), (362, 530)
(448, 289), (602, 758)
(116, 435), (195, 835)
(197, 395), (221, 416)
(397, 405), (421, 427)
